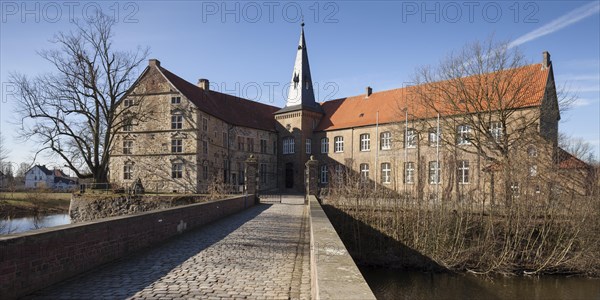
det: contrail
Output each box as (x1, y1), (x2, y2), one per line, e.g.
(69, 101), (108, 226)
(508, 1), (600, 48)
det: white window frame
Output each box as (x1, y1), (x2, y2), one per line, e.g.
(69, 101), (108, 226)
(283, 137), (295, 154)
(306, 138), (312, 154)
(529, 164), (538, 177)
(457, 124), (471, 145)
(321, 137), (329, 153)
(381, 162), (391, 184)
(171, 139), (183, 153)
(123, 164), (133, 180)
(404, 162), (415, 184)
(380, 132), (392, 150)
(405, 129), (417, 148)
(123, 140), (133, 155)
(429, 161), (441, 184)
(360, 163), (369, 181)
(489, 121), (503, 142)
(320, 165), (328, 184)
(428, 129), (440, 147)
(458, 160), (469, 184)
(334, 136), (344, 153)
(360, 133), (370, 151)
(171, 115), (183, 130)
(172, 163), (183, 179)
(171, 96), (181, 104)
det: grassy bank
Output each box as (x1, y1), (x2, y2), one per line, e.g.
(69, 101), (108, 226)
(0, 192), (72, 217)
(323, 194), (600, 277)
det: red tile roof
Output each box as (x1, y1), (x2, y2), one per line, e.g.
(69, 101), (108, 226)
(316, 63), (550, 131)
(557, 148), (590, 169)
(159, 67), (280, 132)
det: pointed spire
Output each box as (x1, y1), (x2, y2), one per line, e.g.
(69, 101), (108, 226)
(284, 23), (317, 109)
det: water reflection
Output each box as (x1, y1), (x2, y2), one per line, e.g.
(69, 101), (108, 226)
(360, 267), (600, 300)
(0, 214), (70, 234)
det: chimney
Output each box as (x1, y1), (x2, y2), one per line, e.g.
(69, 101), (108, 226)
(148, 59), (161, 67)
(198, 78), (210, 90)
(542, 51), (551, 69)
(366, 86), (373, 98)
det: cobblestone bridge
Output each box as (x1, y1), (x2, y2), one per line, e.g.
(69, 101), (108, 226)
(27, 196), (310, 300)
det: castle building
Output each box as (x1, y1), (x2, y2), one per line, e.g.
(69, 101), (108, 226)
(109, 25), (593, 199)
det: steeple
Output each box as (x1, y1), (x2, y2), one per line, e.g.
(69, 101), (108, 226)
(281, 23), (320, 112)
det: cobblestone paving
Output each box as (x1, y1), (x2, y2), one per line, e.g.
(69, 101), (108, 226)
(28, 196), (310, 300)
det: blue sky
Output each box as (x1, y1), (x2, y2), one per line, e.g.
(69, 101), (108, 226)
(1, 1), (599, 170)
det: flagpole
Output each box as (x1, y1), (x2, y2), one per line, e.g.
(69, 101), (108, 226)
(404, 108), (408, 197)
(375, 111), (379, 193)
(436, 113), (440, 202)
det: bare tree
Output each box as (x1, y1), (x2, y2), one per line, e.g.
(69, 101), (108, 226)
(9, 12), (149, 184)
(558, 132), (598, 164)
(408, 38), (573, 203)
(0, 132), (9, 170)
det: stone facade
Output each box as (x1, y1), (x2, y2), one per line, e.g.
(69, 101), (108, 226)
(108, 27), (592, 199)
(109, 61), (278, 194)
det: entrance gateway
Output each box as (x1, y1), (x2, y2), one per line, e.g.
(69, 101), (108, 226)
(285, 163), (294, 188)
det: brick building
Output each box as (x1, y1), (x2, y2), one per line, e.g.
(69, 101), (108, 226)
(110, 24), (593, 198)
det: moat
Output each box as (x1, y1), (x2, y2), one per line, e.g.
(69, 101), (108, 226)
(360, 267), (600, 300)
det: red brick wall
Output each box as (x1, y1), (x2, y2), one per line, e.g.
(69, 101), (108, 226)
(0, 195), (255, 299)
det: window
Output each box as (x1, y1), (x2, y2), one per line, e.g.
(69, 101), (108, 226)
(404, 162), (415, 184)
(223, 160), (230, 183)
(171, 139), (183, 153)
(457, 160), (469, 184)
(429, 161), (441, 184)
(511, 182), (520, 199)
(405, 129), (417, 148)
(247, 138), (254, 152)
(123, 164), (133, 180)
(283, 137), (295, 154)
(260, 139), (268, 154)
(203, 162), (209, 180)
(172, 163), (183, 179)
(528, 146), (538, 157)
(380, 132), (391, 150)
(529, 165), (538, 177)
(334, 136), (344, 153)
(306, 138), (312, 154)
(360, 163), (369, 181)
(381, 163), (391, 184)
(457, 124), (471, 145)
(171, 96), (181, 104)
(238, 136), (245, 151)
(123, 117), (133, 132)
(429, 128), (440, 147)
(202, 117), (208, 131)
(123, 98), (134, 107)
(360, 134), (370, 151)
(321, 137), (329, 153)
(489, 122), (503, 142)
(123, 140), (133, 154)
(320, 165), (328, 183)
(223, 132), (228, 148)
(202, 140), (208, 154)
(238, 162), (245, 185)
(260, 163), (268, 185)
(171, 115), (183, 130)
(335, 164), (344, 183)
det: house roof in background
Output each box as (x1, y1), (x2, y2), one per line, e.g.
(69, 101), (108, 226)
(316, 63), (550, 131)
(158, 66), (280, 132)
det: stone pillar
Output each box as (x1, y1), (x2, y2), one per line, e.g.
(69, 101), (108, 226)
(245, 155), (258, 199)
(305, 155), (318, 198)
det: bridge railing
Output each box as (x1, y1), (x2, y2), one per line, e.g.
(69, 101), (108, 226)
(308, 195), (376, 300)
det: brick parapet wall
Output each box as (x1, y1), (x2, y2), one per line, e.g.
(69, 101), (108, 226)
(0, 195), (255, 299)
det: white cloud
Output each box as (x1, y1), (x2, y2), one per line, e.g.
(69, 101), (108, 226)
(508, 1), (600, 48)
